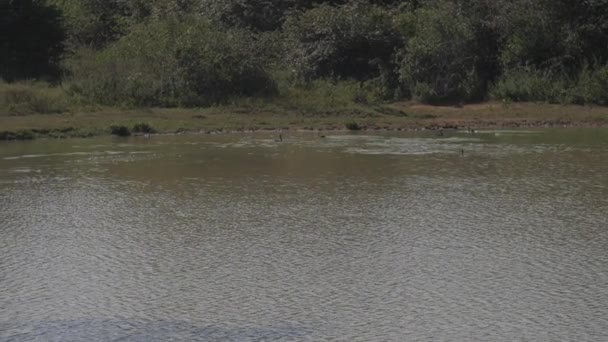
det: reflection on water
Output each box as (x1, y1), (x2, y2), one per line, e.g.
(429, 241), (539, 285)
(1, 130), (608, 341)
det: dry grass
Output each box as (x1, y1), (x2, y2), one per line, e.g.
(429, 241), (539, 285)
(391, 101), (608, 127)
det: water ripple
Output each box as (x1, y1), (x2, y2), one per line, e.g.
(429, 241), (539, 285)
(1, 130), (607, 341)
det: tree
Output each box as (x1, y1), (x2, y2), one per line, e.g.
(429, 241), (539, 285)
(68, 17), (275, 106)
(48, 0), (131, 48)
(397, 1), (488, 103)
(199, 0), (294, 32)
(0, 0), (66, 81)
(284, 2), (401, 84)
(197, 0), (397, 32)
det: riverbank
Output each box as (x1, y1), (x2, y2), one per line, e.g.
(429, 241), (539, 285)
(2, 102), (608, 140)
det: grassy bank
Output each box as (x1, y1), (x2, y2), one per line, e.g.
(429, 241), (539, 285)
(2, 102), (608, 141)
(2, 82), (608, 140)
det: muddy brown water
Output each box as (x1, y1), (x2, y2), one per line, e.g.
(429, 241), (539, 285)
(1, 129), (607, 341)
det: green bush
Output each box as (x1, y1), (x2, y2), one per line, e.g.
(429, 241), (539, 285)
(132, 122), (156, 134)
(67, 18), (276, 107)
(200, 0), (293, 32)
(568, 64), (608, 105)
(491, 64), (608, 105)
(110, 125), (131, 137)
(7, 0), (608, 109)
(490, 68), (567, 103)
(497, 2), (565, 72)
(283, 1), (401, 98)
(0, 130), (35, 140)
(276, 78), (367, 113)
(397, 2), (487, 103)
(345, 121), (362, 131)
(49, 0), (121, 47)
(0, 81), (70, 115)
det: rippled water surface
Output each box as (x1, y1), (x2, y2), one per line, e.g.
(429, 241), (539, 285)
(1, 129), (608, 341)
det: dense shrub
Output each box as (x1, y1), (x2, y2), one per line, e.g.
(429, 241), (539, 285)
(0, 130), (35, 140)
(67, 18), (276, 107)
(491, 64), (608, 105)
(397, 2), (486, 103)
(200, 0), (294, 32)
(568, 64), (608, 105)
(276, 78), (372, 113)
(345, 121), (362, 131)
(110, 125), (131, 136)
(49, 0), (126, 48)
(198, 0), (381, 32)
(490, 68), (567, 103)
(283, 1), (401, 98)
(496, 0), (608, 73)
(132, 123), (156, 133)
(6, 0), (608, 108)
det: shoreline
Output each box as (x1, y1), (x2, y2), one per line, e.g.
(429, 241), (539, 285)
(2, 102), (608, 140)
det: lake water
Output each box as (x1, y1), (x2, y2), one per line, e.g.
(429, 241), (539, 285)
(1, 130), (607, 341)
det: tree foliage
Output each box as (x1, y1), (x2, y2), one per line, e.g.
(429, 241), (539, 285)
(1, 0), (66, 81)
(284, 2), (401, 83)
(68, 18), (275, 106)
(5, 0), (608, 105)
(48, 0), (131, 48)
(397, 2), (485, 102)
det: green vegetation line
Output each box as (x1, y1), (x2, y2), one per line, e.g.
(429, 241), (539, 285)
(3, 0), (608, 130)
